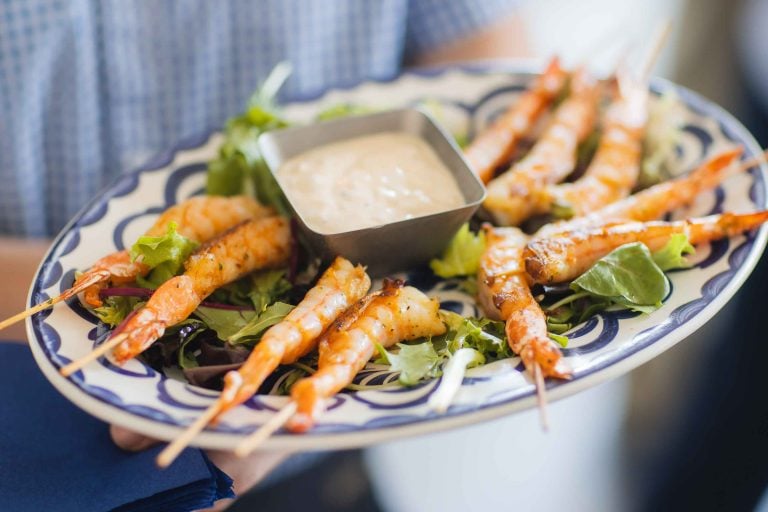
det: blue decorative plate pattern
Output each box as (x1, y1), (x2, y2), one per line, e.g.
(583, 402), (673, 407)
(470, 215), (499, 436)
(26, 64), (768, 450)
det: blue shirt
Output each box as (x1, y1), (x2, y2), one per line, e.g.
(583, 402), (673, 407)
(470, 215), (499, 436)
(0, 0), (515, 237)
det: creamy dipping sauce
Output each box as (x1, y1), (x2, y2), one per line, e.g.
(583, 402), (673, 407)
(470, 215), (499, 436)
(276, 132), (465, 234)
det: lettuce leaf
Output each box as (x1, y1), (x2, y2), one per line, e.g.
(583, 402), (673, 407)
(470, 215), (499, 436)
(227, 301), (295, 346)
(440, 311), (511, 358)
(93, 296), (144, 327)
(192, 307), (257, 341)
(376, 342), (441, 386)
(206, 63), (292, 213)
(571, 242), (669, 311)
(247, 269), (292, 312)
(652, 233), (695, 271)
(130, 222), (198, 288)
(429, 224), (486, 278)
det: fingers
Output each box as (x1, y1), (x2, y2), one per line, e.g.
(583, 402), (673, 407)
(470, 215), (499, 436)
(109, 425), (160, 452)
(206, 449), (290, 496)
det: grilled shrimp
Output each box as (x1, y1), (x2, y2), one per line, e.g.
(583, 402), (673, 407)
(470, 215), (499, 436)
(525, 210), (768, 284)
(542, 74), (648, 217)
(287, 279), (446, 432)
(77, 195), (272, 307)
(535, 147), (744, 237)
(484, 69), (601, 225)
(111, 216), (291, 363)
(464, 57), (568, 184)
(212, 256), (371, 420)
(477, 226), (571, 381)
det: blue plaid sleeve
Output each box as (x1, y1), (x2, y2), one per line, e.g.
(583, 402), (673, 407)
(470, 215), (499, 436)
(405, 0), (521, 57)
(0, 0), (517, 237)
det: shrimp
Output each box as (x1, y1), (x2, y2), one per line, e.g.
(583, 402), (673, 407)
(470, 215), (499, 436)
(463, 57), (569, 184)
(540, 74), (649, 217)
(111, 216), (291, 363)
(484, 68), (601, 226)
(477, 225), (571, 382)
(287, 279), (446, 432)
(211, 256), (371, 420)
(535, 147), (744, 237)
(77, 195), (273, 307)
(525, 210), (768, 284)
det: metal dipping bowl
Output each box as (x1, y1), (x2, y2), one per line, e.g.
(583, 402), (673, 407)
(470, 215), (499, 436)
(258, 108), (486, 277)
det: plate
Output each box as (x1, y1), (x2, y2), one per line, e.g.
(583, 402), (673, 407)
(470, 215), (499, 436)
(26, 63), (768, 451)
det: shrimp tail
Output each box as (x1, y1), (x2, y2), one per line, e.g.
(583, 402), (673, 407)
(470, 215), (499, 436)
(520, 337), (572, 380)
(689, 210), (768, 244)
(76, 250), (148, 307)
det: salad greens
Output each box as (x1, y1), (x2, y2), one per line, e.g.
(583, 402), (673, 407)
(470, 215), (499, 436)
(429, 223), (486, 278)
(93, 296), (143, 327)
(546, 235), (696, 332)
(205, 63), (291, 214)
(376, 311), (510, 386)
(130, 222), (198, 288)
(652, 233), (695, 271)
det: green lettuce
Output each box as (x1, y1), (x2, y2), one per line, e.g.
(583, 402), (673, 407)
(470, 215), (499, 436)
(192, 307), (256, 341)
(376, 342), (442, 386)
(93, 296), (144, 327)
(376, 311), (513, 386)
(192, 301), (294, 347)
(571, 242), (668, 312)
(429, 224), (486, 278)
(130, 222), (198, 288)
(247, 269), (292, 312)
(227, 302), (295, 346)
(206, 63), (291, 213)
(652, 233), (695, 271)
(440, 311), (511, 359)
(545, 236), (696, 330)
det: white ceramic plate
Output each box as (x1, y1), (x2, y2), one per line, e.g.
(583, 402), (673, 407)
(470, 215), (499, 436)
(27, 63), (768, 450)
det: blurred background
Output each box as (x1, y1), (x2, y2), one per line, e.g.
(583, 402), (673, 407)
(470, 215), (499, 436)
(3, 0), (768, 510)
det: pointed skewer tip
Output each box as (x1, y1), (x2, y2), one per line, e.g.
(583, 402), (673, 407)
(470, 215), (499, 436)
(234, 402), (298, 458)
(533, 363), (550, 432)
(156, 401), (224, 468)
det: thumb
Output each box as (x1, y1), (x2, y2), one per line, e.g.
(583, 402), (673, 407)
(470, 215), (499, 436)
(110, 425), (160, 452)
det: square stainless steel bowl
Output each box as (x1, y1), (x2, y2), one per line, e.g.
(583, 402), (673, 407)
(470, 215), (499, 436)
(258, 108), (486, 277)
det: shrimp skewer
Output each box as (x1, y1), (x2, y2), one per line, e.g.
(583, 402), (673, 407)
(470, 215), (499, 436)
(106, 216), (291, 365)
(525, 210), (768, 284)
(535, 146), (748, 237)
(541, 72), (649, 218)
(477, 225), (571, 427)
(156, 256), (370, 467)
(463, 57), (568, 184)
(286, 280), (446, 433)
(79, 195), (274, 308)
(62, 216), (290, 375)
(484, 68), (601, 226)
(0, 196), (272, 334)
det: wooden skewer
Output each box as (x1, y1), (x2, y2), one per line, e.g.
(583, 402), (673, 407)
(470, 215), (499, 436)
(157, 401), (224, 468)
(740, 149), (768, 171)
(638, 19), (673, 83)
(59, 333), (128, 377)
(235, 402), (297, 458)
(0, 272), (105, 332)
(533, 362), (549, 432)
